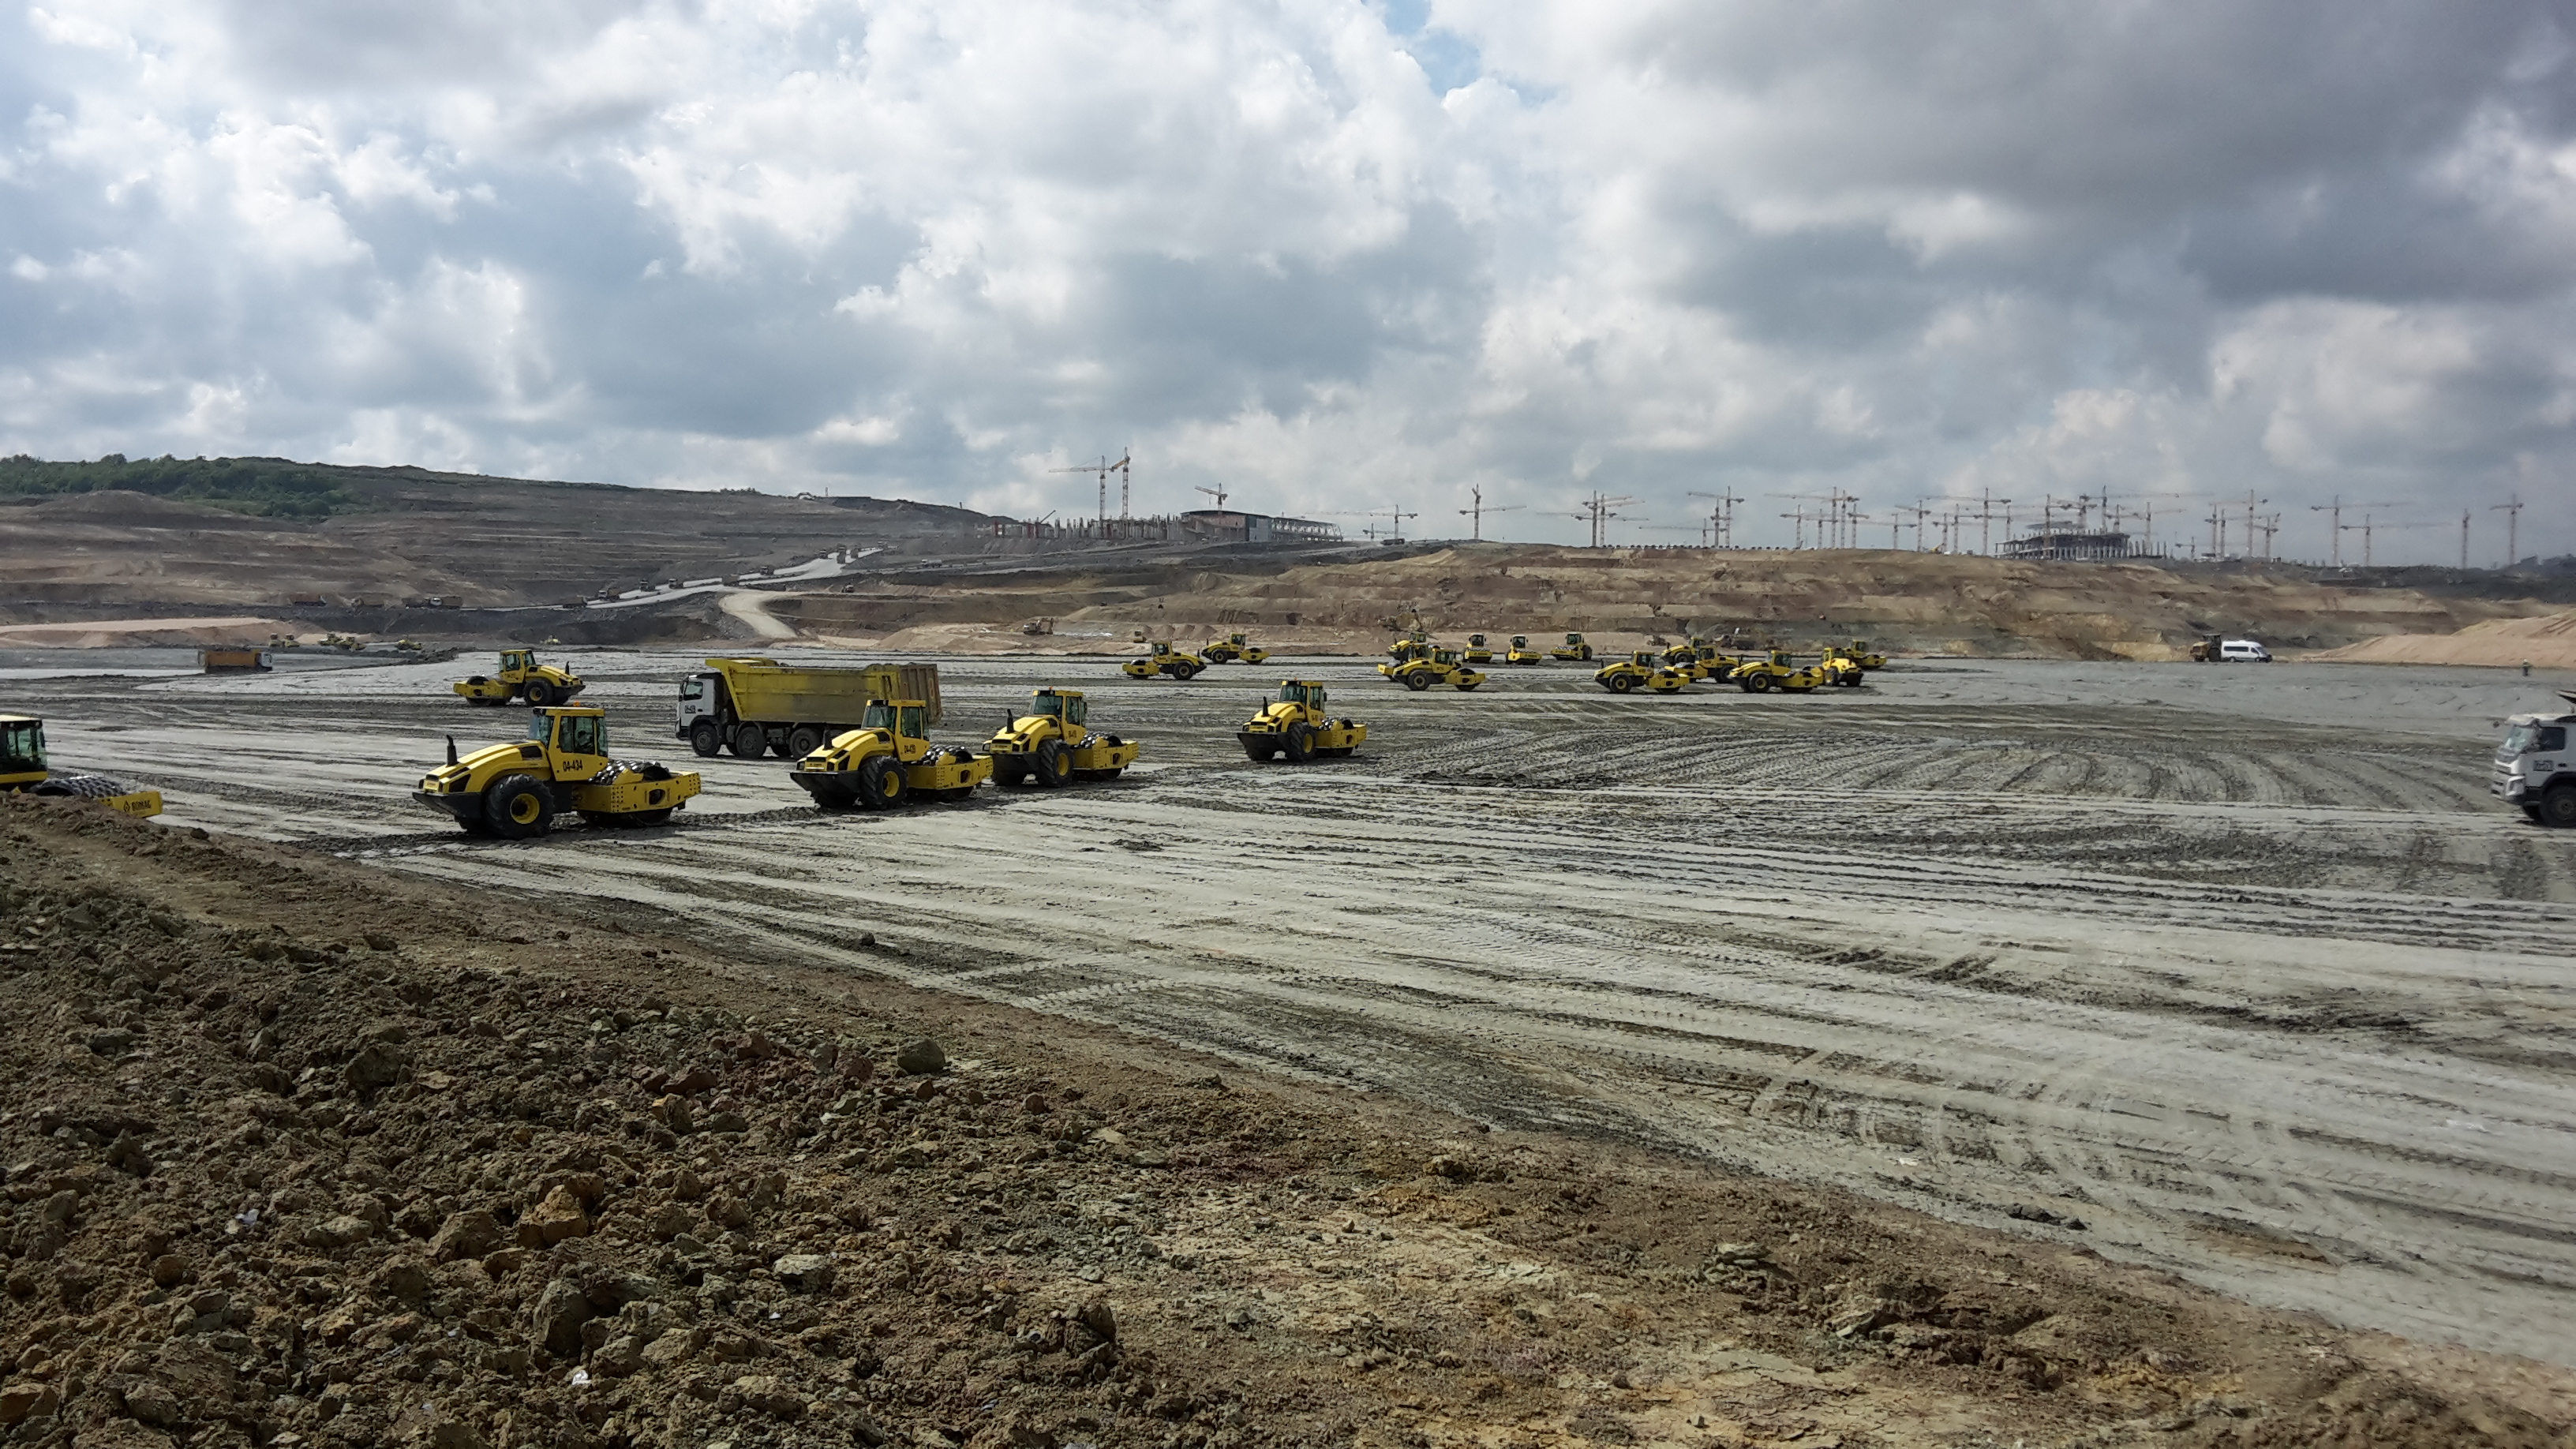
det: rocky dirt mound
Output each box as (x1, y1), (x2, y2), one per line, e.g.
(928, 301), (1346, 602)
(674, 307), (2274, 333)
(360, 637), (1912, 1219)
(0, 796), (2570, 1449)
(2314, 611), (2576, 669)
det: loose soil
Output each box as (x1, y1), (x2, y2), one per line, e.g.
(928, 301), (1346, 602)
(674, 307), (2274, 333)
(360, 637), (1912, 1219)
(4, 795), (2574, 1449)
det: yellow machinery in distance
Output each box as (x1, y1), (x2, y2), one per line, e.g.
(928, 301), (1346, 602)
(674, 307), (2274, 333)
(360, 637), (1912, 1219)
(1238, 681), (1366, 762)
(1380, 646), (1486, 691)
(1845, 639), (1888, 670)
(1462, 633), (1494, 664)
(1122, 642), (1208, 680)
(1815, 646), (1869, 687)
(792, 698), (990, 807)
(453, 648), (586, 707)
(1728, 650), (1826, 694)
(1549, 632), (1594, 661)
(987, 688), (1139, 787)
(1200, 633), (1269, 665)
(0, 713), (162, 818)
(1505, 635), (1546, 665)
(414, 706), (698, 837)
(1595, 652), (1690, 694)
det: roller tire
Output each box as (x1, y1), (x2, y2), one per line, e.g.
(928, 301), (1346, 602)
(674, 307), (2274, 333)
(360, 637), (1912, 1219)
(689, 721), (724, 757)
(1607, 673), (1634, 693)
(1284, 722), (1315, 763)
(2540, 786), (2576, 829)
(994, 758), (1029, 786)
(485, 775), (552, 840)
(786, 724), (827, 758)
(1747, 672), (1774, 693)
(1033, 739), (1072, 788)
(856, 754), (905, 810)
(1403, 671), (1432, 692)
(728, 724), (767, 758)
(523, 681), (556, 707)
(1242, 740), (1279, 762)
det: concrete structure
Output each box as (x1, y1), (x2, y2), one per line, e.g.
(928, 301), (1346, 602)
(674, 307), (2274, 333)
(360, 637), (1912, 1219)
(2000, 530), (2148, 562)
(1180, 509), (1342, 545)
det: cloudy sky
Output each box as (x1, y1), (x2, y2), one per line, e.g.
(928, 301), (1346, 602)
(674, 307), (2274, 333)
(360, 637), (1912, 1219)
(2, 0), (2571, 562)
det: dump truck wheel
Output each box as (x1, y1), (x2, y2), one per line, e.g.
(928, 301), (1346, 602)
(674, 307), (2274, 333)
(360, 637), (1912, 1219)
(1284, 722), (1315, 763)
(2540, 786), (2576, 829)
(857, 754), (904, 809)
(787, 725), (826, 758)
(728, 724), (766, 758)
(485, 776), (551, 839)
(1033, 739), (1072, 787)
(688, 722), (723, 756)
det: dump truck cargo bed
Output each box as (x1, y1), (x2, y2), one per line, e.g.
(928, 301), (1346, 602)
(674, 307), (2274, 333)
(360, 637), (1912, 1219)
(700, 659), (942, 728)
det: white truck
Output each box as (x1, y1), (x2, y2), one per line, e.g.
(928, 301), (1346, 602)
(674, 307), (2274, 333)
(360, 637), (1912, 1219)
(2494, 691), (2576, 827)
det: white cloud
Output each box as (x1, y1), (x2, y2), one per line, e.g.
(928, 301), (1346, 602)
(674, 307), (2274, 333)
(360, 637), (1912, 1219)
(0, 0), (2570, 563)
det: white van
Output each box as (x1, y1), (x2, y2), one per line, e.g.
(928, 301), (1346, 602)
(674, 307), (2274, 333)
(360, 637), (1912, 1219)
(2218, 639), (2271, 663)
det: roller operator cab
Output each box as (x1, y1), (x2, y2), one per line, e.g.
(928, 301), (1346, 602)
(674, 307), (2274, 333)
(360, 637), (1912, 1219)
(2495, 692), (2576, 827)
(1238, 681), (1366, 763)
(987, 688), (1140, 787)
(792, 699), (990, 809)
(0, 714), (162, 818)
(452, 648), (586, 706)
(414, 706), (698, 837)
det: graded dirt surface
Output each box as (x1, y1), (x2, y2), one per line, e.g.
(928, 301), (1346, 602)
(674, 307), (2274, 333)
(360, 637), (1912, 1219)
(12, 646), (2576, 1384)
(8, 796), (2576, 1449)
(2316, 611), (2576, 669)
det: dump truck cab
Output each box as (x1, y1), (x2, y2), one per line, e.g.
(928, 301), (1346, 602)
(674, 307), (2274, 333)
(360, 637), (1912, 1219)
(1121, 642), (1206, 680)
(453, 648), (586, 707)
(794, 699), (990, 808)
(1728, 650), (1824, 694)
(1596, 652), (1688, 694)
(2495, 692), (2576, 827)
(414, 706), (697, 837)
(1505, 635), (1546, 665)
(1239, 681), (1366, 762)
(988, 688), (1140, 787)
(0, 714), (163, 818)
(1549, 632), (1593, 661)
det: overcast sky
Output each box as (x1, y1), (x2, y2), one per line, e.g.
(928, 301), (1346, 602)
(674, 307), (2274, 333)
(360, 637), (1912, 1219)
(3, 1), (2572, 562)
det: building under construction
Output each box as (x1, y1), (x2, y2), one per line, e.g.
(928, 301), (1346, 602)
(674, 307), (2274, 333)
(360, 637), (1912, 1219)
(2000, 530), (2152, 562)
(1179, 509), (1342, 545)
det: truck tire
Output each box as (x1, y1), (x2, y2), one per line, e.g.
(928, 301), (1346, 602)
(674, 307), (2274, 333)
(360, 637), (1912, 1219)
(2541, 786), (2576, 829)
(524, 681), (556, 707)
(689, 721), (723, 757)
(1033, 739), (1072, 788)
(485, 775), (552, 840)
(857, 754), (905, 809)
(787, 724), (826, 758)
(728, 724), (766, 758)
(1284, 722), (1315, 763)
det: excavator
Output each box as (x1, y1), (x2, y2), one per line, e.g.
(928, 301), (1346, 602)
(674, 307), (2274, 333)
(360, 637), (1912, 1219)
(987, 688), (1140, 786)
(452, 648), (586, 706)
(1200, 632), (1270, 665)
(1594, 652), (1690, 694)
(1238, 681), (1366, 762)
(1504, 635), (1547, 665)
(414, 706), (698, 837)
(0, 714), (162, 818)
(1548, 631), (1594, 661)
(1121, 642), (1208, 680)
(792, 698), (990, 807)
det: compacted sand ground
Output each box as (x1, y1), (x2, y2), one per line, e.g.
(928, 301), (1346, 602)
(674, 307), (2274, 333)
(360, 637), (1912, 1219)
(5, 650), (2575, 1447)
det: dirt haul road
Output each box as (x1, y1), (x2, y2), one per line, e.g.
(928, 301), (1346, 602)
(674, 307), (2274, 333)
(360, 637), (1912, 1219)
(19, 650), (2576, 1365)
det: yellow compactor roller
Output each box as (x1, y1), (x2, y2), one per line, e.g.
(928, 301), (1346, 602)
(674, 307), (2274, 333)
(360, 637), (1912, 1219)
(1505, 635), (1546, 665)
(792, 698), (990, 807)
(452, 648), (585, 706)
(1239, 681), (1366, 762)
(0, 714), (162, 817)
(1380, 647), (1485, 691)
(1728, 650), (1826, 694)
(415, 706), (698, 837)
(1462, 634), (1495, 664)
(1549, 632), (1594, 661)
(1200, 633), (1269, 665)
(987, 688), (1139, 786)
(1122, 642), (1208, 680)
(1596, 652), (1691, 693)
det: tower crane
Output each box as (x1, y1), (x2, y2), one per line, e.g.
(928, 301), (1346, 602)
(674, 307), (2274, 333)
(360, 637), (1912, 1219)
(1458, 485), (1523, 542)
(1048, 451), (1133, 529)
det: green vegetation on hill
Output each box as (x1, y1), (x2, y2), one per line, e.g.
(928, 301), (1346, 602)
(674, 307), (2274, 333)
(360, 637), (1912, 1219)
(0, 454), (360, 520)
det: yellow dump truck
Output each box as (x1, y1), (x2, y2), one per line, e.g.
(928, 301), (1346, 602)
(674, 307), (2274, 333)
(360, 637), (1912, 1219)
(676, 658), (942, 759)
(0, 714), (162, 818)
